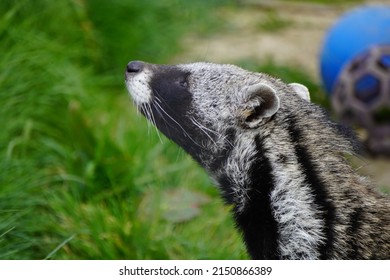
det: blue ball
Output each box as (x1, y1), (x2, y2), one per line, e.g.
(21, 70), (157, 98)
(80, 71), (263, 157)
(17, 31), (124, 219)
(320, 5), (390, 94)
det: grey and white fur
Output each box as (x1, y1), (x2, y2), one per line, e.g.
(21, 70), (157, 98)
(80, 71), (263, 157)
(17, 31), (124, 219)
(124, 61), (390, 259)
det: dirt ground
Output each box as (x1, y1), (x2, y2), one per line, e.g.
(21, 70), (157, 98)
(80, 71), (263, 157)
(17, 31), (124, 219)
(174, 0), (390, 189)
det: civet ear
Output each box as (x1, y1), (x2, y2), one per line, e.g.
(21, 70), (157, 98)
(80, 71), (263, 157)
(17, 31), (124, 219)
(289, 83), (311, 101)
(241, 83), (280, 129)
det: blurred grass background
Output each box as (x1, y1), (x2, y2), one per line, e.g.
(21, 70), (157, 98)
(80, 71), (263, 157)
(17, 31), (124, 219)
(0, 0), (352, 259)
(0, 0), (247, 260)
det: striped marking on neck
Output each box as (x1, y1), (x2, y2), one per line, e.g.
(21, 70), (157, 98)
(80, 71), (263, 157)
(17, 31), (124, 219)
(286, 115), (336, 259)
(234, 135), (279, 259)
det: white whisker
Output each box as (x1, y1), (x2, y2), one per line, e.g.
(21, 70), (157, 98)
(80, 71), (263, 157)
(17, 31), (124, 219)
(190, 117), (218, 147)
(147, 102), (164, 144)
(191, 117), (234, 148)
(140, 104), (152, 135)
(153, 94), (204, 149)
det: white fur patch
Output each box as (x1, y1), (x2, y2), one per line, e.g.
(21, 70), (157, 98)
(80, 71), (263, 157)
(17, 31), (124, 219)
(125, 70), (153, 105)
(224, 134), (257, 212)
(264, 129), (325, 259)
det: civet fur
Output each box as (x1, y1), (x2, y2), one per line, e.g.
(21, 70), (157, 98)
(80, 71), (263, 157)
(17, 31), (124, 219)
(124, 61), (390, 259)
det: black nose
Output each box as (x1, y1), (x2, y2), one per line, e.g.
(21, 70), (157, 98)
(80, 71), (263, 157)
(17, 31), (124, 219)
(126, 61), (145, 73)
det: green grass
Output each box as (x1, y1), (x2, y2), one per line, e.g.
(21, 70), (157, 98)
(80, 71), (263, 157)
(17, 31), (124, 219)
(256, 11), (293, 33)
(0, 0), (247, 260)
(280, 0), (363, 4)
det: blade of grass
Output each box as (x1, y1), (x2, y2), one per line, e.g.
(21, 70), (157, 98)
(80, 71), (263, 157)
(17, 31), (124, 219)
(44, 234), (77, 260)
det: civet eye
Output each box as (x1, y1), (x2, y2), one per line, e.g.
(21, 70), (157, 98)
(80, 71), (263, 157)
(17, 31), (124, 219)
(179, 79), (188, 88)
(178, 73), (190, 88)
